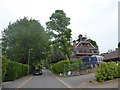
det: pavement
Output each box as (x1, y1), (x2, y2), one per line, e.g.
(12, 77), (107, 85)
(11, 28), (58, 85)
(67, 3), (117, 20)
(2, 75), (33, 88)
(59, 73), (95, 88)
(79, 78), (118, 88)
(58, 73), (119, 88)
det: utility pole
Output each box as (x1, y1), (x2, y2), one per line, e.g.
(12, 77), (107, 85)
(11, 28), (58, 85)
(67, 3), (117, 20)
(28, 48), (33, 75)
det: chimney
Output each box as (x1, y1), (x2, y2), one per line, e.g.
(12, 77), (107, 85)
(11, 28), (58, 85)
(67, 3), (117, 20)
(78, 34), (82, 41)
(73, 40), (76, 47)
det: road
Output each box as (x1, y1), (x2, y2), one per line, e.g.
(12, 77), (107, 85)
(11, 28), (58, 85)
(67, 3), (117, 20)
(2, 69), (95, 89)
(2, 69), (68, 88)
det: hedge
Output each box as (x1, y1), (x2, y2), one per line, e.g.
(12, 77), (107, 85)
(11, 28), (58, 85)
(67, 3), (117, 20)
(50, 59), (83, 74)
(2, 56), (30, 81)
(95, 61), (119, 82)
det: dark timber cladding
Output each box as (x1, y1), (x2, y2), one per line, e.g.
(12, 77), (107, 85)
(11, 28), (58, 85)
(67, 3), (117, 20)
(103, 50), (120, 62)
(73, 34), (99, 59)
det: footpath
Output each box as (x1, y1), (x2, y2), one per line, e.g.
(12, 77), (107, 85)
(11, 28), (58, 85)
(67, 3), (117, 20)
(76, 78), (118, 88)
(58, 73), (119, 88)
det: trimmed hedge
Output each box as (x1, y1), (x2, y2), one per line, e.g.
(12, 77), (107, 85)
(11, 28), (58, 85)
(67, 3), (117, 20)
(50, 59), (83, 74)
(118, 62), (120, 77)
(95, 61), (119, 82)
(2, 56), (30, 81)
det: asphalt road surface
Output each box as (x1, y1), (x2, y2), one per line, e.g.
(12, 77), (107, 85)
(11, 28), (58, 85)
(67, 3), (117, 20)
(59, 73), (95, 88)
(2, 69), (68, 88)
(2, 69), (95, 89)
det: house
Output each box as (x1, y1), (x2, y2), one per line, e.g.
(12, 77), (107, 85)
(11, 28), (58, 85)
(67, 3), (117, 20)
(103, 50), (120, 62)
(72, 34), (99, 59)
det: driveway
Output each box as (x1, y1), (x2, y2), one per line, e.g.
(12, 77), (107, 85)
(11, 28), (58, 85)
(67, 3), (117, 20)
(59, 73), (95, 88)
(59, 73), (119, 88)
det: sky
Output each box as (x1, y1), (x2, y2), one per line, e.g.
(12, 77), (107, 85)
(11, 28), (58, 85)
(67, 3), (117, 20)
(0, 0), (119, 54)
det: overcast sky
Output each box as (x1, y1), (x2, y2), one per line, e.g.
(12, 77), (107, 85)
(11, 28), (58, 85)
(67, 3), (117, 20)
(0, 0), (119, 53)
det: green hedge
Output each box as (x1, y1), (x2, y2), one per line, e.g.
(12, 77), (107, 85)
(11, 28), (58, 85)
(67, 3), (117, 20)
(95, 61), (119, 82)
(50, 59), (83, 74)
(118, 62), (120, 77)
(2, 56), (30, 81)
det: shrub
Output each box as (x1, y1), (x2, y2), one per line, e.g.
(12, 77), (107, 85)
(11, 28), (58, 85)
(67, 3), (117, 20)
(95, 61), (119, 82)
(69, 60), (83, 71)
(52, 60), (69, 74)
(2, 56), (30, 81)
(95, 62), (108, 82)
(50, 59), (83, 74)
(107, 62), (118, 79)
(2, 56), (8, 81)
(118, 62), (120, 78)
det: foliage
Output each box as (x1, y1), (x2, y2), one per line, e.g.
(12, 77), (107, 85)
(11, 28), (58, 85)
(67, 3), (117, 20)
(87, 39), (98, 48)
(95, 62), (108, 82)
(50, 48), (65, 63)
(2, 56), (7, 81)
(95, 62), (119, 82)
(51, 60), (69, 74)
(46, 10), (72, 61)
(2, 56), (30, 81)
(118, 42), (120, 49)
(115, 42), (120, 50)
(118, 62), (120, 77)
(50, 59), (83, 74)
(33, 61), (42, 69)
(107, 62), (118, 79)
(2, 17), (50, 66)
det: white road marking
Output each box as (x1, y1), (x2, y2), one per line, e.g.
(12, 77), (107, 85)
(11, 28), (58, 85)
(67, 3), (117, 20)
(17, 70), (71, 89)
(17, 76), (33, 88)
(48, 70), (72, 88)
(55, 76), (72, 88)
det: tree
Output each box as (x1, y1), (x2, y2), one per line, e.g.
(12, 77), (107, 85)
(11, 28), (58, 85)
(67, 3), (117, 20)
(116, 42), (120, 50)
(46, 10), (72, 60)
(87, 39), (98, 48)
(50, 47), (65, 63)
(118, 42), (120, 48)
(2, 17), (50, 66)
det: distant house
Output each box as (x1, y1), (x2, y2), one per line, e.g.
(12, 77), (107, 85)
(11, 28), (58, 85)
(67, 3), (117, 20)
(103, 50), (120, 62)
(72, 34), (99, 59)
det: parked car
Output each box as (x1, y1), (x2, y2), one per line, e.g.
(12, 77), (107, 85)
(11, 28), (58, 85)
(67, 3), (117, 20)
(33, 69), (42, 75)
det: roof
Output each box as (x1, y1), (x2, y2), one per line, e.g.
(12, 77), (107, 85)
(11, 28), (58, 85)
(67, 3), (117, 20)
(75, 41), (96, 49)
(103, 50), (120, 60)
(76, 45), (96, 49)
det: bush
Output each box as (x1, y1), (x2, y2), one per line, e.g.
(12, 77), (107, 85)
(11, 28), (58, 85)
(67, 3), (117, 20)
(95, 61), (118, 82)
(118, 62), (120, 78)
(107, 62), (118, 79)
(51, 60), (69, 74)
(50, 59), (83, 74)
(2, 56), (30, 81)
(2, 56), (8, 81)
(95, 62), (108, 82)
